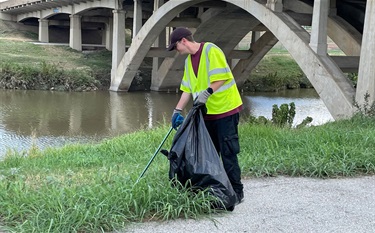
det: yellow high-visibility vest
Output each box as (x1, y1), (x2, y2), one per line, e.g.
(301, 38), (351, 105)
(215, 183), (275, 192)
(180, 42), (242, 115)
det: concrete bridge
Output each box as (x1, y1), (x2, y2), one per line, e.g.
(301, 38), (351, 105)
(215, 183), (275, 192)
(0, 0), (374, 120)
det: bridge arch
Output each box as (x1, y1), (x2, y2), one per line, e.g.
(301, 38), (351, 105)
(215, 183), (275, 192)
(111, 0), (355, 119)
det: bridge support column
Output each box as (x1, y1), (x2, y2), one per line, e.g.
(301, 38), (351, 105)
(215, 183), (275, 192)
(69, 15), (82, 51)
(356, 1), (375, 106)
(330, 0), (337, 15)
(251, 31), (261, 46)
(38, 19), (49, 43)
(309, 0), (329, 56)
(133, 0), (143, 38)
(152, 0), (166, 87)
(266, 0), (283, 12)
(111, 10), (126, 86)
(231, 45), (240, 69)
(105, 19), (113, 51)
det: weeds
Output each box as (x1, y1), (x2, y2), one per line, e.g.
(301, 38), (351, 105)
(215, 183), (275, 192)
(272, 102), (296, 127)
(354, 92), (375, 117)
(246, 102), (312, 128)
(1, 117), (374, 232)
(0, 62), (100, 91)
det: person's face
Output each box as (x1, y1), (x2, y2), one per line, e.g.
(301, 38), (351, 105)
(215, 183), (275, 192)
(175, 38), (187, 54)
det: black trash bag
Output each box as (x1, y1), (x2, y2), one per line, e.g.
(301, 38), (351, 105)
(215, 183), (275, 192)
(164, 105), (237, 210)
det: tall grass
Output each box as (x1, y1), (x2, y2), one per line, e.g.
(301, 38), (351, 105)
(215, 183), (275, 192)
(1, 116), (375, 232)
(0, 126), (216, 232)
(240, 115), (375, 177)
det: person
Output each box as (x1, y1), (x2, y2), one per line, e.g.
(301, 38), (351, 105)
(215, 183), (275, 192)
(168, 27), (244, 203)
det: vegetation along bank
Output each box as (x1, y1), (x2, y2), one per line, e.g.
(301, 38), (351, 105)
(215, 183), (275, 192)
(0, 112), (374, 232)
(1, 19), (346, 92)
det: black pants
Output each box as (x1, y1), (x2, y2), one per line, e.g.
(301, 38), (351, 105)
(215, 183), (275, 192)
(204, 113), (243, 195)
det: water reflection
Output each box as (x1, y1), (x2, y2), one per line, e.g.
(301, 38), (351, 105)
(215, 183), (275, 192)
(242, 89), (334, 126)
(0, 89), (333, 156)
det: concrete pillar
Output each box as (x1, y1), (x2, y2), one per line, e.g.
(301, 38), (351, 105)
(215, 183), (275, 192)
(309, 0), (329, 56)
(231, 45), (240, 69)
(355, 1), (375, 106)
(152, 0), (165, 80)
(111, 10), (126, 81)
(133, 0), (142, 39)
(69, 15), (82, 51)
(38, 19), (49, 43)
(251, 31), (261, 47)
(330, 0), (337, 15)
(266, 0), (283, 12)
(105, 19), (113, 51)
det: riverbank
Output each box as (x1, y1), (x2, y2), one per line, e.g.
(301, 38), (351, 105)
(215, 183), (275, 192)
(0, 38), (313, 92)
(0, 115), (374, 232)
(0, 19), (316, 92)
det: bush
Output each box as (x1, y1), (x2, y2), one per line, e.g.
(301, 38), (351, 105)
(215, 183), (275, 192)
(0, 62), (99, 91)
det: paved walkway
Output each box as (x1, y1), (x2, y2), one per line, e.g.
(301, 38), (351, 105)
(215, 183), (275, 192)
(124, 176), (375, 233)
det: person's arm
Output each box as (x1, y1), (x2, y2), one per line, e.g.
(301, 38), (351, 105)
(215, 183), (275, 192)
(175, 92), (191, 110)
(209, 80), (226, 92)
(171, 92), (190, 129)
(194, 80), (226, 106)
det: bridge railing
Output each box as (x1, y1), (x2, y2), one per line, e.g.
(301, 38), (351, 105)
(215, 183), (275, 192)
(0, 0), (90, 11)
(0, 0), (41, 10)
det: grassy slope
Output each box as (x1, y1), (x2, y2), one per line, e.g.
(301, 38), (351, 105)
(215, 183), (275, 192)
(0, 19), (309, 92)
(0, 19), (112, 77)
(0, 116), (374, 232)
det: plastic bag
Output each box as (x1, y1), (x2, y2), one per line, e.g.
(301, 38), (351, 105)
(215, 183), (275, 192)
(164, 105), (237, 210)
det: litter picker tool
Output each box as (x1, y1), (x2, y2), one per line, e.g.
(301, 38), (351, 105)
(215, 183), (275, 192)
(135, 127), (173, 183)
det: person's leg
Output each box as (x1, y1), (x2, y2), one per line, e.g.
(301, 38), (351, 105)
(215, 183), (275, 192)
(204, 120), (220, 153)
(206, 114), (243, 200)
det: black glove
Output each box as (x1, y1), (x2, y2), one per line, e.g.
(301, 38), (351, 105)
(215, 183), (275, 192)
(171, 109), (184, 129)
(194, 87), (213, 106)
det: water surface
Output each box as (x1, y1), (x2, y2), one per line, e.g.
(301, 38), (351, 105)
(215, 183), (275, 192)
(0, 89), (333, 156)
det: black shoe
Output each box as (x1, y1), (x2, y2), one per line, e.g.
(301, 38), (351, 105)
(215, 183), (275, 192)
(236, 191), (244, 204)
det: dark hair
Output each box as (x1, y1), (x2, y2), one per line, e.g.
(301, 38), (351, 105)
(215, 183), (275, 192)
(184, 35), (195, 42)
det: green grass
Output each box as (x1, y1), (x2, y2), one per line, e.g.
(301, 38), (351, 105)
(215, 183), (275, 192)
(1, 116), (375, 232)
(240, 116), (375, 177)
(0, 39), (112, 90)
(0, 39), (111, 71)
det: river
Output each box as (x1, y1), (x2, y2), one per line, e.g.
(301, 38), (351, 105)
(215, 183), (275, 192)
(0, 89), (333, 157)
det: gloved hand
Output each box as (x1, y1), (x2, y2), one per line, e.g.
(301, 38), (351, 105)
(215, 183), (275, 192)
(171, 109), (184, 129)
(193, 88), (213, 106)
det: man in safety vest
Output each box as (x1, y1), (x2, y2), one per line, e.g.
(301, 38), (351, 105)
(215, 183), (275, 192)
(168, 27), (244, 204)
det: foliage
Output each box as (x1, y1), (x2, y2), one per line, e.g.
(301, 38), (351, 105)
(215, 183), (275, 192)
(244, 102), (312, 128)
(0, 126), (219, 232)
(0, 34), (112, 91)
(272, 102), (296, 127)
(243, 54), (309, 92)
(239, 116), (375, 178)
(354, 92), (375, 117)
(1, 117), (375, 232)
(0, 62), (100, 91)
(347, 72), (358, 86)
(296, 116), (313, 128)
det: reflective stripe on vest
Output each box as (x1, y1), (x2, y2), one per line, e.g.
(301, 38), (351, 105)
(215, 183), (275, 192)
(182, 59), (191, 92)
(190, 43), (235, 99)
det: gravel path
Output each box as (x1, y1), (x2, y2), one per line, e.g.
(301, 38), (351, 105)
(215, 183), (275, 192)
(123, 176), (375, 233)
